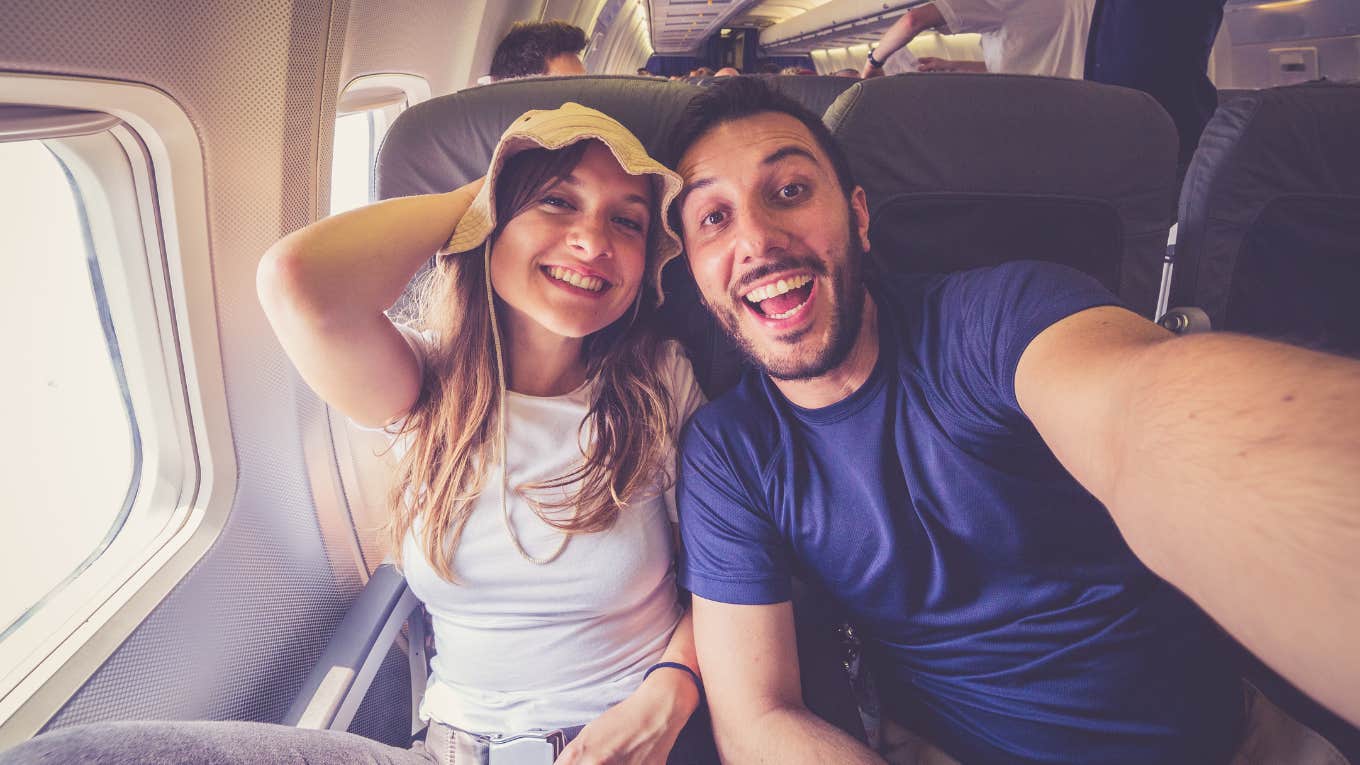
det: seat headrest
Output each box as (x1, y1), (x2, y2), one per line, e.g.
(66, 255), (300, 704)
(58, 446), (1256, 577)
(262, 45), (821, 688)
(689, 75), (859, 117)
(825, 74), (1179, 315)
(1175, 80), (1360, 342)
(376, 75), (701, 200)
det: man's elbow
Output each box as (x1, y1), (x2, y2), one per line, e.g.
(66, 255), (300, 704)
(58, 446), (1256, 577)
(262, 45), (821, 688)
(709, 697), (806, 762)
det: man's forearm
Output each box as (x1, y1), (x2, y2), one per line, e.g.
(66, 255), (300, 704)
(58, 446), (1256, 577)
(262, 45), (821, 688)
(715, 704), (884, 764)
(1103, 334), (1360, 723)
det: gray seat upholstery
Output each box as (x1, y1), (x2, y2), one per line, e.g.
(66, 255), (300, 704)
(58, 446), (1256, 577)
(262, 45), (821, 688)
(689, 75), (859, 117)
(1173, 80), (1360, 354)
(825, 74), (1179, 317)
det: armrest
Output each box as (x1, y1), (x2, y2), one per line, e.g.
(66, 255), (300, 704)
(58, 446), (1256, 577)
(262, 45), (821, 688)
(284, 563), (425, 732)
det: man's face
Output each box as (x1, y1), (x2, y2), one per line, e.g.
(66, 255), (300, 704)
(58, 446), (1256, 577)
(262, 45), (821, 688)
(676, 112), (872, 380)
(544, 52), (586, 77)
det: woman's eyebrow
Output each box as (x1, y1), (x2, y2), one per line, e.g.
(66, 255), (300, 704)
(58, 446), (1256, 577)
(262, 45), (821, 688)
(559, 173), (649, 208)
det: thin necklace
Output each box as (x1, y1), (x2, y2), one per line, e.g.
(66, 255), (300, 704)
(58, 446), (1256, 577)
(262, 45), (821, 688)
(485, 246), (570, 564)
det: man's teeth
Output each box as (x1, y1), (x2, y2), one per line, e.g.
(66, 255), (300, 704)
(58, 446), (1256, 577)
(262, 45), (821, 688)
(547, 266), (605, 292)
(767, 303), (805, 320)
(744, 274), (812, 304)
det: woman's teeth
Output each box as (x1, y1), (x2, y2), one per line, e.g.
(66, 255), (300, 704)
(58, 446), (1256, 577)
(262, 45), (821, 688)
(546, 266), (605, 292)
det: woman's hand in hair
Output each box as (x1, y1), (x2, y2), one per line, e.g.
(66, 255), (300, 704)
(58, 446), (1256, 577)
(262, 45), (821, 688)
(556, 668), (699, 765)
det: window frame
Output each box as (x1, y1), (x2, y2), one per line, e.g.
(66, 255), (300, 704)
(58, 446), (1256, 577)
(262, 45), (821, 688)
(0, 73), (233, 745)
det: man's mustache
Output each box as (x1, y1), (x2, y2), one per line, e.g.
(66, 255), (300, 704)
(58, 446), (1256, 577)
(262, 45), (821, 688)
(729, 256), (828, 303)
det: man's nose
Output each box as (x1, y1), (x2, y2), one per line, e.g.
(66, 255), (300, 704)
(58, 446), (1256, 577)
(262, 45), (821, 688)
(732, 203), (789, 264)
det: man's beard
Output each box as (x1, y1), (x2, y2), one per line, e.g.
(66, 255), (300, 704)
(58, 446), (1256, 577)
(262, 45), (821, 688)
(708, 222), (867, 382)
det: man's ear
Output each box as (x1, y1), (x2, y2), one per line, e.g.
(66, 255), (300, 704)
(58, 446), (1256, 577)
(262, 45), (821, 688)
(851, 185), (871, 252)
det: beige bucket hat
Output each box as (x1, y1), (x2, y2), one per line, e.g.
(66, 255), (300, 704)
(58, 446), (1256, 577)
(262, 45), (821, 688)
(439, 102), (685, 304)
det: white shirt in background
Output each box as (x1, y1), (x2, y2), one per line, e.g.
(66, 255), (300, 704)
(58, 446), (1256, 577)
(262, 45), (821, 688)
(381, 328), (706, 733)
(933, 0), (1095, 78)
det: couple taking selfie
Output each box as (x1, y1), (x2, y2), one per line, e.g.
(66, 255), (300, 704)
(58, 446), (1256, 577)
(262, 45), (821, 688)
(7, 78), (1358, 765)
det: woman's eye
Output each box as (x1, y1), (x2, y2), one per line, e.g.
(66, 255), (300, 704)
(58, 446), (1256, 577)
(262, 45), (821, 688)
(701, 210), (726, 227)
(540, 195), (573, 209)
(777, 183), (806, 200)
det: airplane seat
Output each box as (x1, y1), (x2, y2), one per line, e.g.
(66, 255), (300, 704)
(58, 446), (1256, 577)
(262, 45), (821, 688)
(1217, 88), (1256, 106)
(824, 74), (1179, 318)
(1172, 79), (1360, 356)
(291, 75), (863, 743)
(688, 74), (858, 117)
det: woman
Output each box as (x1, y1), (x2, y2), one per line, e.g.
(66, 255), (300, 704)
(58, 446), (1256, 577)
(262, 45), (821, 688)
(1, 104), (711, 765)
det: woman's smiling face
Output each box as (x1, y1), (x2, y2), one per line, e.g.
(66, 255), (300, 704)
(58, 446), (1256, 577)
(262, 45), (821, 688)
(489, 140), (654, 341)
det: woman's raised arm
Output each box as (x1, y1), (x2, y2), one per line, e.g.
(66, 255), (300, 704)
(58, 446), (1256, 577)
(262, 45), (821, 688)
(256, 178), (483, 427)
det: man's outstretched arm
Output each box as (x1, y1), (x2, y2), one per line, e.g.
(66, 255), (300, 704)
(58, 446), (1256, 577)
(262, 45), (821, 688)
(692, 597), (885, 764)
(1015, 306), (1360, 725)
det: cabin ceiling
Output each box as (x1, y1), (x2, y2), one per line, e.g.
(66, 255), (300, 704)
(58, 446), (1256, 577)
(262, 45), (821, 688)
(646, 0), (757, 54)
(726, 0), (832, 29)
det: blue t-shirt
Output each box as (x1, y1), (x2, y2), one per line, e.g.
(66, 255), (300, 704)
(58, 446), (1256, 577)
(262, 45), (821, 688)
(677, 262), (1243, 765)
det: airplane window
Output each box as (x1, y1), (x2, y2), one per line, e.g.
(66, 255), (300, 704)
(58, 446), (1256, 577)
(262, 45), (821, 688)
(0, 139), (137, 637)
(330, 102), (403, 216)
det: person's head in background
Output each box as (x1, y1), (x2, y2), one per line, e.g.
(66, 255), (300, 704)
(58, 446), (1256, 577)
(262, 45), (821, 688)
(757, 61), (783, 74)
(833, 68), (861, 79)
(636, 67), (653, 77)
(714, 66), (741, 77)
(489, 20), (587, 81)
(780, 66), (816, 76)
(690, 66), (715, 78)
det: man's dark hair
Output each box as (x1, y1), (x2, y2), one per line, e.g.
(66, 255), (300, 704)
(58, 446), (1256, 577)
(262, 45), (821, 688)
(489, 21), (586, 80)
(668, 77), (856, 196)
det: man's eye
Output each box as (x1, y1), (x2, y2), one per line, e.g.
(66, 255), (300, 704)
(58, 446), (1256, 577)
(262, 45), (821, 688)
(614, 216), (644, 232)
(777, 183), (806, 200)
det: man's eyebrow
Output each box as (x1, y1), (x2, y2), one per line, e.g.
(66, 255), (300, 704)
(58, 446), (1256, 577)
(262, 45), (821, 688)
(676, 145), (820, 211)
(676, 177), (715, 214)
(762, 145), (819, 167)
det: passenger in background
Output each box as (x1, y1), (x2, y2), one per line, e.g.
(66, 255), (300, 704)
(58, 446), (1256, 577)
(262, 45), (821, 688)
(714, 66), (740, 77)
(2, 105), (717, 765)
(690, 66), (715, 78)
(489, 19), (587, 81)
(862, 0), (1094, 79)
(832, 68), (862, 79)
(1085, 0), (1229, 173)
(668, 77), (1358, 765)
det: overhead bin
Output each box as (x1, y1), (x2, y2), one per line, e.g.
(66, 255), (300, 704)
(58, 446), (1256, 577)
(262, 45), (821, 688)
(760, 0), (924, 53)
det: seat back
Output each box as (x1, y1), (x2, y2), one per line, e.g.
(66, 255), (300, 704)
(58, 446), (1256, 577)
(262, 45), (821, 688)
(1174, 80), (1360, 354)
(689, 74), (859, 116)
(825, 74), (1179, 317)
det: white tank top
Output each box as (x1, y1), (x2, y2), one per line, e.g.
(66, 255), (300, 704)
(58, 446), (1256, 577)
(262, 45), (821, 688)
(385, 331), (704, 732)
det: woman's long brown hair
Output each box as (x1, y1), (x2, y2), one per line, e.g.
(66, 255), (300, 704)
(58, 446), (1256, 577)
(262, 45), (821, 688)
(384, 140), (676, 581)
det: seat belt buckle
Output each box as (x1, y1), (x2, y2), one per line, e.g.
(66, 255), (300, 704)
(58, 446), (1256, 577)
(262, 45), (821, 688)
(486, 729), (566, 764)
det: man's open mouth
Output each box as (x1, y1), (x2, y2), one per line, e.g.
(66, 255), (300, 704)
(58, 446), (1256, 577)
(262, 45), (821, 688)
(742, 274), (814, 320)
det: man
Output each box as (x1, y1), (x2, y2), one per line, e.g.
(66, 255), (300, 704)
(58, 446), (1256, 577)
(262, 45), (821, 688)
(488, 20), (586, 81)
(862, 0), (1093, 79)
(714, 66), (741, 77)
(1085, 0), (1229, 171)
(668, 78), (1360, 763)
